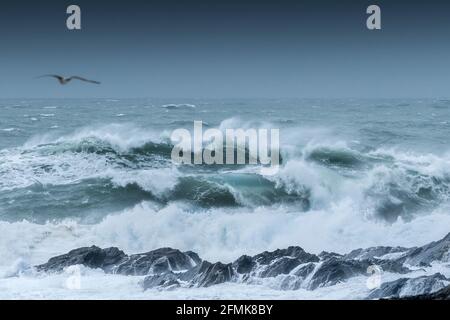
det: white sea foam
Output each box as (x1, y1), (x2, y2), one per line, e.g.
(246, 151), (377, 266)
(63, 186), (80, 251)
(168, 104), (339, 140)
(161, 104), (196, 109)
(0, 201), (449, 299)
(1, 200), (450, 268)
(24, 123), (163, 151)
(109, 167), (180, 197)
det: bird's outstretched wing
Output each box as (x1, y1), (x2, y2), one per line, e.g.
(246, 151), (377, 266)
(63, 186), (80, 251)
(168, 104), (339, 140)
(69, 76), (101, 84)
(36, 74), (65, 83)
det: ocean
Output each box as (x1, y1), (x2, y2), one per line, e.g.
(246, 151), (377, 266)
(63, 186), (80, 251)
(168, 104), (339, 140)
(1, 98), (450, 299)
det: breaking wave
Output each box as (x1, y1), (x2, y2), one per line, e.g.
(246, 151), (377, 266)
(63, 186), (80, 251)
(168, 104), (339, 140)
(1, 123), (450, 225)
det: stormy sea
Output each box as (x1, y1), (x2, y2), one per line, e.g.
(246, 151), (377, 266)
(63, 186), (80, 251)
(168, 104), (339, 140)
(0, 98), (449, 299)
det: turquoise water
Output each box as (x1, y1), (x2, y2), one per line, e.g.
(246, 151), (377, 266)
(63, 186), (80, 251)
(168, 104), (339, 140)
(0, 98), (450, 224)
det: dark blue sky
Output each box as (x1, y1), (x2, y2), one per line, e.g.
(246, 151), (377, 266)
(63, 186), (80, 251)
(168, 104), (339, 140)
(1, 0), (450, 98)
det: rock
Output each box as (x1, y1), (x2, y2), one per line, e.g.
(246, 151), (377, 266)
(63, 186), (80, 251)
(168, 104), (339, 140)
(145, 260), (235, 289)
(232, 255), (255, 274)
(231, 246), (319, 280)
(186, 261), (235, 288)
(344, 246), (409, 261)
(36, 246), (200, 276)
(113, 248), (200, 276)
(259, 257), (305, 278)
(34, 233), (450, 293)
(368, 258), (411, 274)
(36, 246), (126, 273)
(368, 273), (449, 299)
(396, 284), (450, 300)
(399, 233), (450, 267)
(142, 272), (181, 290)
(279, 263), (317, 290)
(318, 251), (343, 260)
(143, 259), (235, 290)
(308, 257), (370, 290)
(251, 247), (319, 266)
(293, 262), (317, 278)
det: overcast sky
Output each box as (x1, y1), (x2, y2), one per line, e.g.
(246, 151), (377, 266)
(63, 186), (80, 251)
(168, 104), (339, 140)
(1, 0), (449, 98)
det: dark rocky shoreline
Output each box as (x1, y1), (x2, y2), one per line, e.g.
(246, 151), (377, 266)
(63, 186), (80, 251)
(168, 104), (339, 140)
(36, 233), (450, 299)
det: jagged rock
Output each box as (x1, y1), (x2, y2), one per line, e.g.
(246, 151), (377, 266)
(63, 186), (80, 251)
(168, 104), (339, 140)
(369, 258), (411, 274)
(191, 261), (235, 287)
(114, 248), (200, 275)
(232, 246), (319, 279)
(293, 262), (317, 278)
(36, 246), (200, 276)
(279, 263), (317, 290)
(36, 246), (127, 273)
(142, 260), (235, 290)
(174, 261), (235, 288)
(232, 255), (255, 274)
(308, 256), (411, 290)
(308, 257), (370, 290)
(259, 257), (306, 278)
(344, 246), (409, 261)
(251, 247), (319, 265)
(396, 284), (450, 300)
(34, 233), (450, 294)
(399, 233), (450, 267)
(318, 251), (343, 260)
(142, 272), (181, 290)
(368, 273), (449, 299)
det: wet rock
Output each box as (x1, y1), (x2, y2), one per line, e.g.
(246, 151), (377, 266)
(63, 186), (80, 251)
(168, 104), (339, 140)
(251, 247), (319, 266)
(114, 248), (200, 275)
(279, 263), (317, 290)
(371, 258), (411, 274)
(399, 233), (450, 267)
(308, 258), (370, 290)
(187, 261), (235, 288)
(293, 262), (317, 278)
(259, 257), (305, 278)
(36, 246), (127, 273)
(232, 246), (319, 279)
(36, 246), (200, 276)
(142, 272), (181, 290)
(396, 284), (450, 300)
(344, 246), (409, 261)
(232, 255), (255, 274)
(368, 273), (449, 299)
(34, 233), (450, 294)
(143, 260), (235, 290)
(318, 251), (343, 261)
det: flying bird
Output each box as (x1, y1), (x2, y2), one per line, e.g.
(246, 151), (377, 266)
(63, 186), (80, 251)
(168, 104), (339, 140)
(36, 75), (101, 85)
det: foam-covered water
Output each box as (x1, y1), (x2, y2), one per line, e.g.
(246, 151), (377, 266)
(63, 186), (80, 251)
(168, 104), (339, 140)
(1, 98), (450, 299)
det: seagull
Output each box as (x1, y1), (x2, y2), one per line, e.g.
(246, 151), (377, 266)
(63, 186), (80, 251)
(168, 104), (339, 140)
(36, 74), (101, 85)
